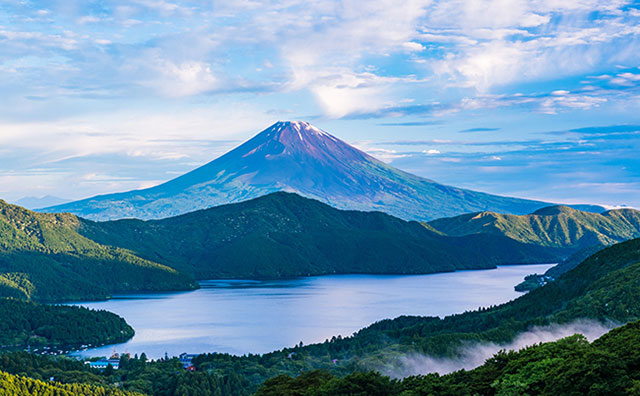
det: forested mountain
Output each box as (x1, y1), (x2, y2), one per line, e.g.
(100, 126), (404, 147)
(0, 200), (197, 301)
(255, 319), (640, 396)
(0, 299), (133, 350)
(79, 192), (560, 279)
(5, 193), (630, 298)
(429, 205), (640, 291)
(428, 205), (640, 251)
(43, 121), (553, 221)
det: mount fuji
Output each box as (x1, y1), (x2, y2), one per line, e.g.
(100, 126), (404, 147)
(44, 121), (552, 221)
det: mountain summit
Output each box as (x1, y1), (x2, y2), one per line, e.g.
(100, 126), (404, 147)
(44, 121), (550, 221)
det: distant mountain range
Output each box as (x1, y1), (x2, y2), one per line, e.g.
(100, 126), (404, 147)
(42, 121), (600, 221)
(14, 195), (69, 210)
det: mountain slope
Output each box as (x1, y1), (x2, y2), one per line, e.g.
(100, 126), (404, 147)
(428, 205), (640, 251)
(43, 121), (551, 221)
(0, 200), (196, 301)
(78, 192), (559, 279)
(256, 320), (640, 396)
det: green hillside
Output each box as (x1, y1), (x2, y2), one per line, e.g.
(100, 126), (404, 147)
(0, 200), (197, 301)
(0, 369), (143, 396)
(255, 319), (640, 396)
(79, 192), (559, 280)
(428, 205), (640, 251)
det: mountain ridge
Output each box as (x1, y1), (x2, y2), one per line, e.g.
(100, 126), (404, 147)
(78, 191), (560, 280)
(427, 205), (640, 251)
(42, 121), (556, 221)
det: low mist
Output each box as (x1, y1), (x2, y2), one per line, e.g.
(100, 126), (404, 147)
(382, 320), (615, 378)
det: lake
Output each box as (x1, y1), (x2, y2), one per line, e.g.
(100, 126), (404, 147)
(70, 264), (554, 359)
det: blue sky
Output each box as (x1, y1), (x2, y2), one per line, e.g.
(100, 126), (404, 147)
(1, 0), (639, 208)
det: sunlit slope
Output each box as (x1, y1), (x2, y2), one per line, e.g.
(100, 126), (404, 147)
(0, 200), (196, 301)
(0, 370), (143, 396)
(428, 205), (640, 250)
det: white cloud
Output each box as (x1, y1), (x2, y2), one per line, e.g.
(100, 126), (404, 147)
(539, 93), (607, 114)
(77, 15), (101, 24)
(132, 0), (182, 13)
(0, 30), (79, 50)
(420, 0), (640, 91)
(403, 41), (426, 52)
(135, 57), (218, 97)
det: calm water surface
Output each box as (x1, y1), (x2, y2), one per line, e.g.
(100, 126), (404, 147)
(70, 264), (553, 358)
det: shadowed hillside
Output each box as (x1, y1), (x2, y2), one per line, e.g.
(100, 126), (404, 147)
(79, 192), (560, 280)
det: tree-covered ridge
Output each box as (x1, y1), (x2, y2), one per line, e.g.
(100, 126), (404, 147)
(0, 369), (143, 396)
(4, 192), (634, 294)
(427, 205), (640, 251)
(0, 299), (134, 350)
(255, 319), (640, 396)
(0, 200), (197, 301)
(79, 192), (560, 280)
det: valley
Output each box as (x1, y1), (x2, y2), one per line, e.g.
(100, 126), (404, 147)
(1, 236), (640, 395)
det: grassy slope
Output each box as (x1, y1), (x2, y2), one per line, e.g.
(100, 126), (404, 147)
(427, 205), (640, 251)
(79, 192), (560, 280)
(0, 200), (197, 301)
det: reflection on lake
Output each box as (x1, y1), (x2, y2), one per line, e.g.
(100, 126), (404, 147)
(70, 264), (554, 358)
